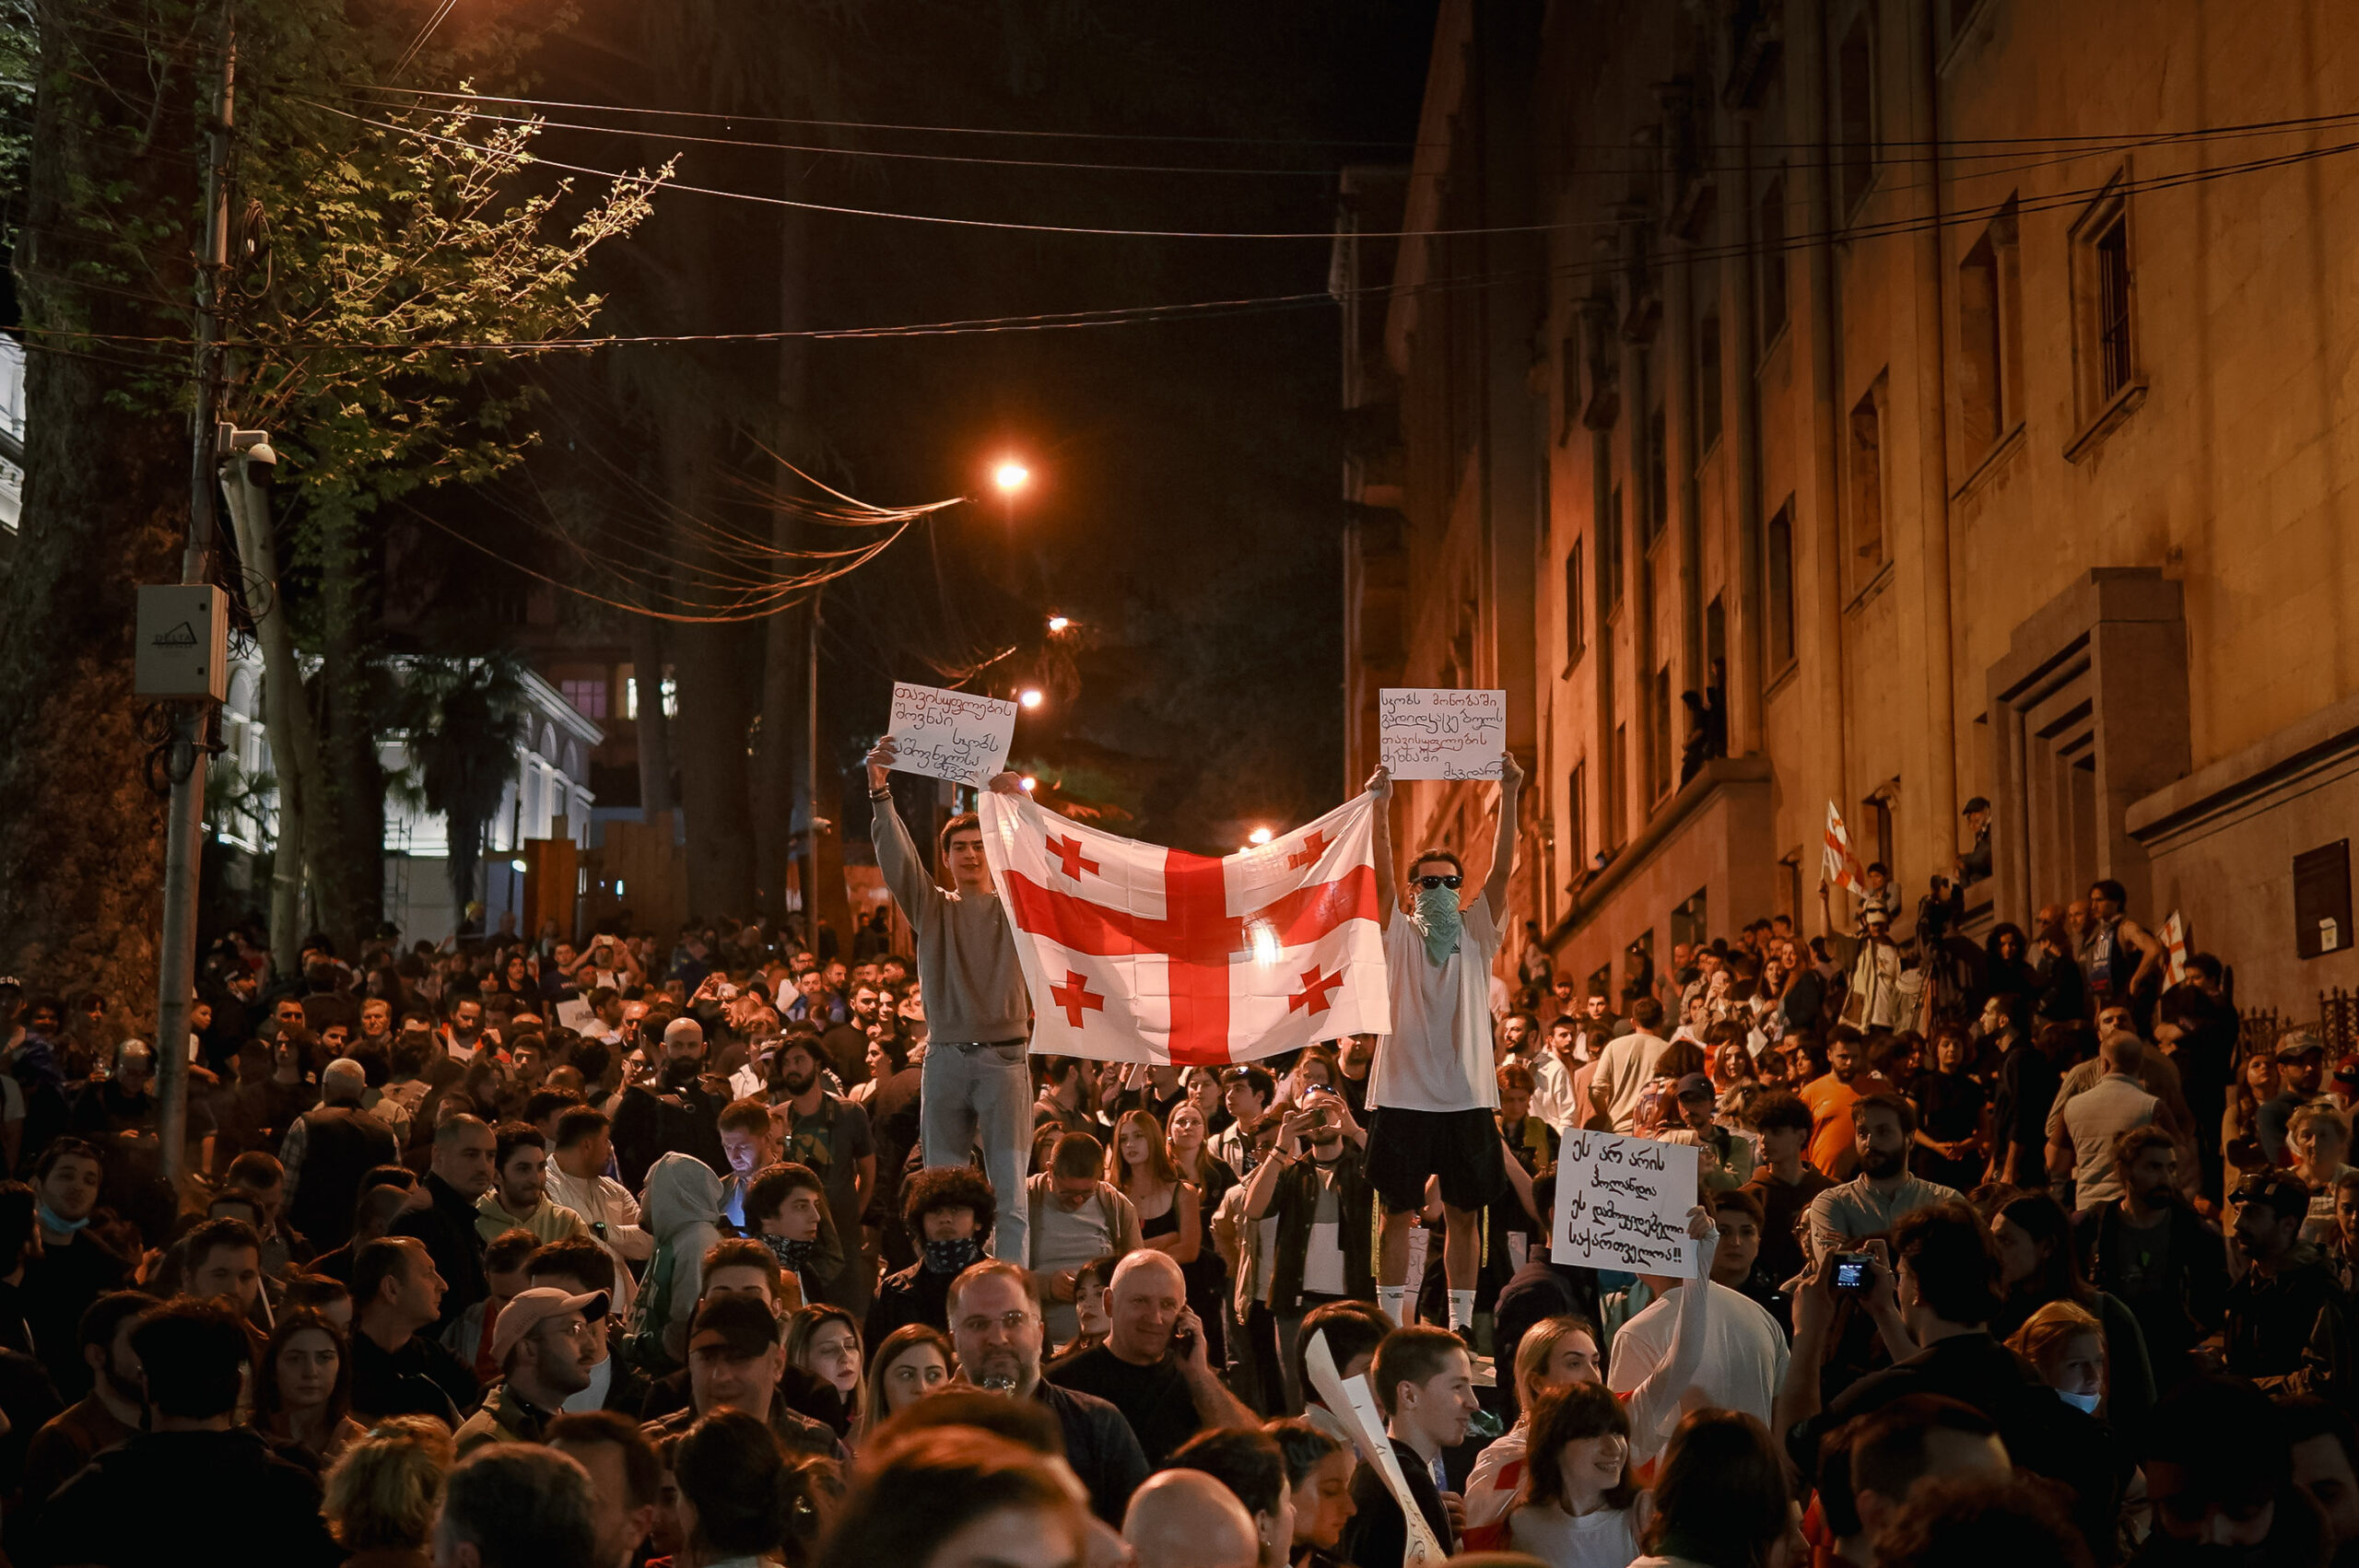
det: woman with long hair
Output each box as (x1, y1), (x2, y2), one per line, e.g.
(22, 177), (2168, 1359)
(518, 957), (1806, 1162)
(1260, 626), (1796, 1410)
(252, 1306), (367, 1468)
(1989, 1191), (2155, 1431)
(862, 1324), (953, 1433)
(1508, 1381), (1649, 1568)
(1463, 1314), (1608, 1542)
(1981, 923), (2041, 1023)
(2224, 1047), (2281, 1176)
(784, 1305), (864, 1440)
(1107, 1107), (1200, 1265)
(322, 1414), (452, 1568)
(1165, 1100), (1235, 1368)
(1632, 1410), (1792, 1568)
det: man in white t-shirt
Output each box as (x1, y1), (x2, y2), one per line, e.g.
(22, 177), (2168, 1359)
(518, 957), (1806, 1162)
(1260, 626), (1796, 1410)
(1605, 1208), (1790, 1469)
(1365, 753), (1524, 1337)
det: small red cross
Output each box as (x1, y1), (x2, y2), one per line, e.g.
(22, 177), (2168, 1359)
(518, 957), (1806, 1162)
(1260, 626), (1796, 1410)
(1049, 969), (1106, 1029)
(1285, 829), (1332, 871)
(1288, 965), (1345, 1016)
(1046, 833), (1100, 882)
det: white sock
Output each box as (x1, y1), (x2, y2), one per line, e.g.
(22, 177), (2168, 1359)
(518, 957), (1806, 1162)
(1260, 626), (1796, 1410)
(1448, 1289), (1476, 1331)
(1378, 1286), (1410, 1327)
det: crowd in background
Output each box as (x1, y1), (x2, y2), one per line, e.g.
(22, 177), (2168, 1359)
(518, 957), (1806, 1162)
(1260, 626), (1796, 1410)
(0, 837), (2346, 1568)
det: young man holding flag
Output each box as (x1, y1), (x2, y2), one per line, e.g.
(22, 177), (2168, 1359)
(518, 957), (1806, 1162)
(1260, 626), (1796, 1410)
(865, 737), (1035, 1267)
(1365, 754), (1524, 1336)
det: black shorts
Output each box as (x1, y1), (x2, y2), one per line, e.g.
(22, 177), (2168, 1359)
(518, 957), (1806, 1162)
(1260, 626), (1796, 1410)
(1364, 1106), (1508, 1213)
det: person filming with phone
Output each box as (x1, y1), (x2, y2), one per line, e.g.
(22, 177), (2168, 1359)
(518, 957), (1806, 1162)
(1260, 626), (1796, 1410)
(1045, 1248), (1258, 1468)
(1238, 1085), (1378, 1413)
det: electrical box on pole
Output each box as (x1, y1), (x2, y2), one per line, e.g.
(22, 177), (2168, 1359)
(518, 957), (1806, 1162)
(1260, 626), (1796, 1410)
(135, 584), (229, 702)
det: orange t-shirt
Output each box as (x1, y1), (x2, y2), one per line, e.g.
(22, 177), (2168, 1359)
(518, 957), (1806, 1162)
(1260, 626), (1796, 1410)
(1800, 1072), (1861, 1178)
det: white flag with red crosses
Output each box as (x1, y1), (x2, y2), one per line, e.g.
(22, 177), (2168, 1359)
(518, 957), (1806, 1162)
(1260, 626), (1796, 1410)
(978, 789), (1393, 1065)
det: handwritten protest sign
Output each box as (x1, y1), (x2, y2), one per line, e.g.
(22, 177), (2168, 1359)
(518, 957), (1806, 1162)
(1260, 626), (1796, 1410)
(1378, 687), (1507, 780)
(885, 682), (1019, 788)
(1552, 1129), (1705, 1278)
(1306, 1330), (1449, 1562)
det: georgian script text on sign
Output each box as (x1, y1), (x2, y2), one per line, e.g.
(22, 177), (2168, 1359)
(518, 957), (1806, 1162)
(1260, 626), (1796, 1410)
(886, 682), (1020, 788)
(1550, 1129), (1704, 1278)
(1377, 688), (1507, 780)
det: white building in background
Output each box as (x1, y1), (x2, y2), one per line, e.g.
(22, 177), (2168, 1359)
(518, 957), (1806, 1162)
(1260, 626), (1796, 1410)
(215, 651), (601, 945)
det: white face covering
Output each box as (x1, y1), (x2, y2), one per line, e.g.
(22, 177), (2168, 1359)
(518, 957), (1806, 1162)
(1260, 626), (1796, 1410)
(2057, 1388), (2101, 1415)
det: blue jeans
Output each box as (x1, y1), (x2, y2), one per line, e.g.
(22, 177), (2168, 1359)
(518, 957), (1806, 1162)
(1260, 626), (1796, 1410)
(921, 1039), (1034, 1267)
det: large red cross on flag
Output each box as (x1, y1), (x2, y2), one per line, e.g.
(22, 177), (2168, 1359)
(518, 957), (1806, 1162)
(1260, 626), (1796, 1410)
(979, 790), (1392, 1066)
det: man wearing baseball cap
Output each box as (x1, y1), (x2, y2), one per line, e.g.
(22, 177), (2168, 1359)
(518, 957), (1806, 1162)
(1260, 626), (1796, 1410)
(2224, 1171), (2352, 1395)
(639, 1292), (845, 1462)
(453, 1284), (607, 1453)
(1661, 1072), (1756, 1188)
(2259, 1029), (2330, 1166)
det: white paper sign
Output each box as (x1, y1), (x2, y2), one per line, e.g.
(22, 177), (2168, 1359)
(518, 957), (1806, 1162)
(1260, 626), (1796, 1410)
(1552, 1129), (1705, 1278)
(1306, 1331), (1449, 1563)
(555, 999), (595, 1034)
(1378, 687), (1507, 779)
(885, 682), (1019, 788)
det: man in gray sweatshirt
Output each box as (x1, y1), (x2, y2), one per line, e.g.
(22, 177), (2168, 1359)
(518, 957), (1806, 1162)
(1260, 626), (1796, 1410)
(865, 737), (1037, 1265)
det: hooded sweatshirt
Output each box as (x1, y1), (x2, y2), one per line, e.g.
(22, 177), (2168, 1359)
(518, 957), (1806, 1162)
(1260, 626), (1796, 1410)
(633, 1153), (723, 1367)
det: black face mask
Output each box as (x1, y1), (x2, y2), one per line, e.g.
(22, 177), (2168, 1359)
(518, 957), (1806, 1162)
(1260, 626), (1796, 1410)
(763, 1234), (817, 1272)
(922, 1235), (984, 1274)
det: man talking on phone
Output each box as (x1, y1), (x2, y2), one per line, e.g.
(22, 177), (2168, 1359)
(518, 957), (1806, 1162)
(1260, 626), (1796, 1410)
(1045, 1249), (1257, 1467)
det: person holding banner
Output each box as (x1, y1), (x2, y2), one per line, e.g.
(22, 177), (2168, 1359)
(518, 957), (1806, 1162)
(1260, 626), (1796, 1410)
(1365, 755), (1524, 1337)
(866, 738), (1036, 1267)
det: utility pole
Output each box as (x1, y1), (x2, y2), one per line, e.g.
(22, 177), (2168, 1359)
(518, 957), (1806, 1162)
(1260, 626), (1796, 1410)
(154, 8), (238, 1188)
(804, 589), (822, 950)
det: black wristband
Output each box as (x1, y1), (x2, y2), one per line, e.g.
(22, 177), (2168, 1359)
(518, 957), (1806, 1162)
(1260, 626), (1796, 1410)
(867, 788), (892, 801)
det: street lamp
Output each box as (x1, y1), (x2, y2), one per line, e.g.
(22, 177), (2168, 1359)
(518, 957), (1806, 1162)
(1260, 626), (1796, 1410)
(1247, 826), (1273, 847)
(1020, 776), (1038, 792)
(993, 461), (1030, 496)
(1018, 687), (1044, 709)
(1047, 614), (1071, 634)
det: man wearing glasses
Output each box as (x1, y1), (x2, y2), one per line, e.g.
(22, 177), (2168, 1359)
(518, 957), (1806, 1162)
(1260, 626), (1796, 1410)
(1364, 754), (1525, 1337)
(452, 1284), (606, 1451)
(948, 1258), (1149, 1525)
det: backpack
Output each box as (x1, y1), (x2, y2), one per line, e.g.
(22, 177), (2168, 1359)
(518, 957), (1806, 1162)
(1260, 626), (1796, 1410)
(620, 1239), (683, 1376)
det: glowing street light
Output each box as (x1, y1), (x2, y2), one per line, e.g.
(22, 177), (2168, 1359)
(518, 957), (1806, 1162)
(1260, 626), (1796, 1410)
(1020, 776), (1038, 792)
(1247, 826), (1273, 847)
(1047, 614), (1071, 634)
(1018, 687), (1044, 709)
(993, 460), (1030, 496)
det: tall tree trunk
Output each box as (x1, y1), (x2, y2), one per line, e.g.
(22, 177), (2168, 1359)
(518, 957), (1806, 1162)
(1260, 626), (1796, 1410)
(225, 486), (324, 974)
(310, 502), (384, 954)
(631, 616), (675, 817)
(0, 6), (186, 1010)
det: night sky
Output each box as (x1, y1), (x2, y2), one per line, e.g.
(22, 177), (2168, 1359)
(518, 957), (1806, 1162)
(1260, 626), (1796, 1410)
(785, 5), (1440, 854)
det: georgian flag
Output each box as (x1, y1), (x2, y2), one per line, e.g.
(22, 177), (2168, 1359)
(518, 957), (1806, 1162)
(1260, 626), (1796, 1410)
(978, 790), (1392, 1065)
(1823, 802), (1866, 893)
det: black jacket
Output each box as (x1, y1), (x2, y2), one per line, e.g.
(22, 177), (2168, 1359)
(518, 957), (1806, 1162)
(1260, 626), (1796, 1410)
(390, 1170), (489, 1331)
(349, 1325), (479, 1425)
(866, 1260), (955, 1344)
(283, 1103), (399, 1251)
(2074, 1199), (2230, 1379)
(610, 1075), (730, 1191)
(29, 1428), (340, 1568)
(1344, 1436), (1455, 1568)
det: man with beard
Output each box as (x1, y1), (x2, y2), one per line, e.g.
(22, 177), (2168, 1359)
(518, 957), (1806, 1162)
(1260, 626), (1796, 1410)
(1807, 1094), (1962, 1262)
(772, 1034), (876, 1312)
(17, 1292), (151, 1515)
(2074, 1128), (2227, 1389)
(452, 1284), (606, 1452)
(609, 1017), (728, 1189)
(474, 1122), (593, 1249)
(949, 1258), (1148, 1527)
(2222, 1171), (2353, 1397)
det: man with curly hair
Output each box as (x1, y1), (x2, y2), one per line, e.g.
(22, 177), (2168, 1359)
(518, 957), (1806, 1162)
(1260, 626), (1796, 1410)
(866, 1164), (998, 1342)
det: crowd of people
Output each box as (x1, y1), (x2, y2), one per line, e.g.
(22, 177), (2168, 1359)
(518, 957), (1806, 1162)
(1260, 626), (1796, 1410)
(0, 752), (2345, 1568)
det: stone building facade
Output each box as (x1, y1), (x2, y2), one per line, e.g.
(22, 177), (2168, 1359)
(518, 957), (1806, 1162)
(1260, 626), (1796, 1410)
(1340, 0), (2359, 1016)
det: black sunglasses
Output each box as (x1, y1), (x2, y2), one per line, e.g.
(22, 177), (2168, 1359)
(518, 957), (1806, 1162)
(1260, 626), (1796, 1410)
(1414, 874), (1462, 891)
